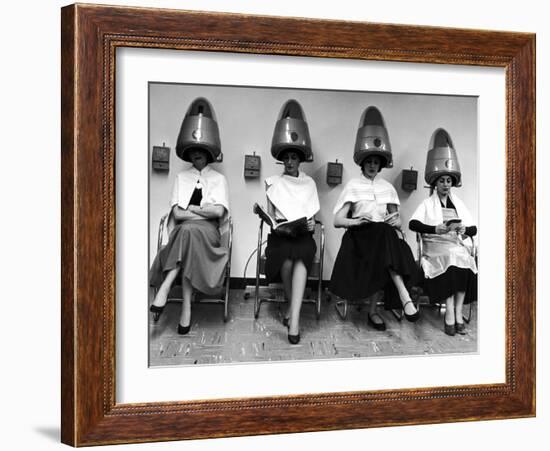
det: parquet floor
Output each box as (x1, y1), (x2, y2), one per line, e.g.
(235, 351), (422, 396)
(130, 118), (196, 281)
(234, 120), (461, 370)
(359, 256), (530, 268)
(149, 288), (477, 367)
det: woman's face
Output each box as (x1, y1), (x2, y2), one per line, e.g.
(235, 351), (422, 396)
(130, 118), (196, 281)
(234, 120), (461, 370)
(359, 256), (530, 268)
(435, 175), (453, 196)
(281, 150), (301, 177)
(188, 149), (209, 171)
(362, 155), (382, 179)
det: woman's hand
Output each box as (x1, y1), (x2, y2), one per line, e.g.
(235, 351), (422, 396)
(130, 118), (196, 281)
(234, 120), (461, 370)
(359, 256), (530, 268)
(385, 213), (401, 228)
(347, 217), (368, 228)
(189, 203), (225, 219)
(172, 205), (202, 222)
(307, 218), (316, 232)
(456, 224), (467, 235)
(435, 223), (448, 234)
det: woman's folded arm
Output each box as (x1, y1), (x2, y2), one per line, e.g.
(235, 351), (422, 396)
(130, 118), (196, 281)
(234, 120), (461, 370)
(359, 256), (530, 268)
(409, 219), (436, 234)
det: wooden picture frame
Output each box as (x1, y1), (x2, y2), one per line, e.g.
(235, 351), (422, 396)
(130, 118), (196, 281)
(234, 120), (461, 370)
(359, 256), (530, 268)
(61, 3), (535, 446)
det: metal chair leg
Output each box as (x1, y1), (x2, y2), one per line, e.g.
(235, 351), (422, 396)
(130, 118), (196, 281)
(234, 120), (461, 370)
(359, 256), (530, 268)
(254, 221), (263, 319)
(463, 301), (474, 324)
(335, 298), (348, 320)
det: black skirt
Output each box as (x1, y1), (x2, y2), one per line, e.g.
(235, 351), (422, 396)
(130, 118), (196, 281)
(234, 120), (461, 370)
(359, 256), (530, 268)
(264, 231), (317, 284)
(422, 266), (477, 305)
(329, 222), (419, 310)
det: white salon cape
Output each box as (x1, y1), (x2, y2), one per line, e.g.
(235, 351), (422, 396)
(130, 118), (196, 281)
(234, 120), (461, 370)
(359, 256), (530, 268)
(411, 191), (477, 279)
(333, 174), (400, 221)
(166, 165), (230, 236)
(265, 171), (320, 221)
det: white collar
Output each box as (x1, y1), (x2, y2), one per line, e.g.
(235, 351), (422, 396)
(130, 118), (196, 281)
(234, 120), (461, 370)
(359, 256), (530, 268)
(189, 165), (211, 176)
(360, 173), (383, 184)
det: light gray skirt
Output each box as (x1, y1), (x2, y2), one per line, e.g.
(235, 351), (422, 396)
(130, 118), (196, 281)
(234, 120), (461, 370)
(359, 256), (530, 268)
(149, 219), (229, 295)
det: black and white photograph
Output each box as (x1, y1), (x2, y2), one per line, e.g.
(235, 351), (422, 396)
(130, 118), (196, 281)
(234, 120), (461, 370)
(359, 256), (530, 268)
(4, 0), (545, 449)
(147, 83), (479, 367)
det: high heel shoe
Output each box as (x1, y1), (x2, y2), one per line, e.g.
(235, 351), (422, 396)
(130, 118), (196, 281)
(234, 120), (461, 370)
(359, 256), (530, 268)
(282, 316), (290, 328)
(455, 321), (466, 335)
(288, 332), (300, 345)
(402, 301), (420, 322)
(444, 320), (456, 336)
(177, 323), (191, 335)
(368, 313), (387, 331)
(149, 304), (165, 322)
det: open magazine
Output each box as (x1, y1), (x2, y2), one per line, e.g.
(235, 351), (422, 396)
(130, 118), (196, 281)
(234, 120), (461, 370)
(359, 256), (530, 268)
(445, 218), (462, 227)
(253, 203), (309, 237)
(351, 211), (399, 223)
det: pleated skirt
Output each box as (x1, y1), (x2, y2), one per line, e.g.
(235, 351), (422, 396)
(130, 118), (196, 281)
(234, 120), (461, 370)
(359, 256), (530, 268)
(264, 231), (317, 284)
(422, 266), (477, 305)
(329, 222), (419, 310)
(149, 219), (229, 295)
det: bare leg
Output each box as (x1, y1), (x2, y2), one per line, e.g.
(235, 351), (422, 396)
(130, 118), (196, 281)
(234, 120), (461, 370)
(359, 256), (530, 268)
(179, 276), (193, 327)
(444, 295), (455, 325)
(280, 259), (293, 317)
(152, 267), (179, 308)
(454, 291), (466, 324)
(388, 268), (417, 315)
(288, 260), (307, 336)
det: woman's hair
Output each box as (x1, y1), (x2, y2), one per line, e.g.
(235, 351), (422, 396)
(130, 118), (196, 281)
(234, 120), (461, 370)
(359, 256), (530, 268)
(431, 173), (458, 187)
(184, 146), (211, 163)
(280, 147), (305, 162)
(430, 173), (458, 194)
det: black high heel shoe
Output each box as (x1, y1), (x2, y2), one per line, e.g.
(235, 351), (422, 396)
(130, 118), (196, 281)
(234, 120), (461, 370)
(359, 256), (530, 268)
(403, 301), (420, 322)
(284, 317), (300, 344)
(177, 323), (191, 335)
(288, 332), (300, 345)
(444, 320), (456, 336)
(368, 313), (387, 331)
(149, 304), (165, 322)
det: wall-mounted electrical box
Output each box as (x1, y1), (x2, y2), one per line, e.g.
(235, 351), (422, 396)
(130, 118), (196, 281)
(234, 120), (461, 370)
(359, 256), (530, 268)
(401, 167), (418, 191)
(327, 160), (343, 185)
(152, 143), (170, 172)
(244, 152), (261, 178)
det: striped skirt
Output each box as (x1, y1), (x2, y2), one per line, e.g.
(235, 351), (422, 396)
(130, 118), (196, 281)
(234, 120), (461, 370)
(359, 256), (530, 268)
(149, 219), (229, 295)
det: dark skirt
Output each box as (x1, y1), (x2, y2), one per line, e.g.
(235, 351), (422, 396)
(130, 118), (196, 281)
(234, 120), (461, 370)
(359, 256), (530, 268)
(422, 266), (477, 305)
(149, 219), (229, 295)
(264, 231), (317, 283)
(329, 222), (419, 310)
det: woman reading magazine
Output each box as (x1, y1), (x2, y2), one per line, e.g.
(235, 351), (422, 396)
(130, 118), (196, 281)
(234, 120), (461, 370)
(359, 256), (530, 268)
(258, 99), (320, 345)
(329, 106), (420, 331)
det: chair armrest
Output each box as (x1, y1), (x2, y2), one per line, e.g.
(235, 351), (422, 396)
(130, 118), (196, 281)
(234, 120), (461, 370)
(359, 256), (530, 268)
(416, 233), (423, 265)
(157, 213), (169, 252)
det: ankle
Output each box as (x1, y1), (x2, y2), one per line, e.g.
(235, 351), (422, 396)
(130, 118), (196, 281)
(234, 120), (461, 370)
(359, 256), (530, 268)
(153, 289), (168, 307)
(402, 300), (417, 313)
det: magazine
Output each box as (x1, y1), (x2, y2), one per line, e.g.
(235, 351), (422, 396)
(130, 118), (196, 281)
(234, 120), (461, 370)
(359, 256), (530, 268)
(253, 203), (309, 237)
(351, 211), (399, 223)
(445, 218), (462, 227)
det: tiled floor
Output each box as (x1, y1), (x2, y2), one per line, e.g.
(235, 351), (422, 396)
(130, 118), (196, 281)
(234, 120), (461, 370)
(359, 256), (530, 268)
(149, 287), (478, 367)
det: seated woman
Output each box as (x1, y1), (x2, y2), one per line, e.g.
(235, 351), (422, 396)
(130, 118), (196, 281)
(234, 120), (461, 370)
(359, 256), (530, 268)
(329, 106), (419, 331)
(409, 128), (477, 336)
(263, 99), (320, 345)
(149, 98), (230, 335)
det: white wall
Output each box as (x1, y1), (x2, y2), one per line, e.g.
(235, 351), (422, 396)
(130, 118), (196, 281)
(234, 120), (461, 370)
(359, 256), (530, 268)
(150, 84), (477, 279)
(2, 1), (547, 451)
